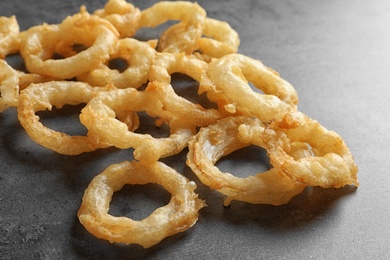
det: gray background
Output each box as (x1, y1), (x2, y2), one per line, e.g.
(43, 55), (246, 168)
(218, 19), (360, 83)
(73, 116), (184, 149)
(1, 0), (389, 259)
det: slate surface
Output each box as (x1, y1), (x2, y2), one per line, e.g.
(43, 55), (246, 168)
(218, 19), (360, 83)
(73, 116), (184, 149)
(1, 0), (389, 259)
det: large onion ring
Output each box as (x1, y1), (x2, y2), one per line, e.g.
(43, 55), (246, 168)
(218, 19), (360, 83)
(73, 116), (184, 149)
(187, 116), (305, 206)
(148, 52), (221, 127)
(262, 111), (359, 188)
(80, 87), (195, 162)
(78, 160), (205, 248)
(93, 0), (141, 38)
(138, 1), (206, 54)
(17, 81), (114, 155)
(20, 10), (118, 79)
(200, 53), (298, 122)
(77, 38), (156, 89)
(0, 60), (19, 112)
(0, 15), (20, 59)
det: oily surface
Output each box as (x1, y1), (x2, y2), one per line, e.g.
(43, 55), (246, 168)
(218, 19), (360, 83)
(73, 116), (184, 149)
(1, 0), (389, 259)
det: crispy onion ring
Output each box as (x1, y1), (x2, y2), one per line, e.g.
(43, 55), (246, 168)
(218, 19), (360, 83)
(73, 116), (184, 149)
(159, 18), (240, 61)
(0, 15), (20, 59)
(78, 160), (205, 248)
(17, 81), (114, 155)
(200, 53), (298, 122)
(262, 111), (359, 188)
(77, 38), (156, 89)
(17, 70), (57, 90)
(94, 0), (141, 37)
(0, 60), (19, 112)
(138, 1), (206, 54)
(80, 87), (195, 162)
(148, 52), (221, 127)
(187, 116), (305, 206)
(20, 10), (118, 79)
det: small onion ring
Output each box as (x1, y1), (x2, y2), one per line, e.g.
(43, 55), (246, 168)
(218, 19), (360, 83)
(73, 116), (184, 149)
(0, 59), (19, 112)
(80, 87), (196, 162)
(0, 15), (20, 59)
(148, 52), (221, 127)
(93, 0), (141, 37)
(159, 17), (240, 62)
(186, 116), (305, 206)
(17, 81), (115, 155)
(20, 10), (118, 79)
(200, 53), (298, 122)
(138, 1), (206, 54)
(78, 160), (205, 248)
(262, 111), (359, 188)
(77, 38), (156, 89)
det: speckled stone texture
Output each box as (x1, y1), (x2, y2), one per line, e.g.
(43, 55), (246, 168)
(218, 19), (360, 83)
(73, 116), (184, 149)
(1, 0), (390, 259)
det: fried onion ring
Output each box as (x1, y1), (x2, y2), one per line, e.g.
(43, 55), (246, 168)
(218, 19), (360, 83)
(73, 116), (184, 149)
(0, 15), (20, 59)
(80, 87), (195, 162)
(0, 60), (19, 112)
(78, 160), (205, 248)
(262, 111), (359, 188)
(17, 81), (114, 155)
(94, 0), (141, 37)
(200, 54), (298, 121)
(20, 10), (118, 79)
(138, 1), (206, 54)
(77, 38), (156, 89)
(158, 18), (240, 61)
(148, 52), (221, 127)
(186, 116), (305, 206)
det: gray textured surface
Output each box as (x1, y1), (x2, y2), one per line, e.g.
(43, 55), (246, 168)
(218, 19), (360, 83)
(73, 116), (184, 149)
(1, 0), (390, 259)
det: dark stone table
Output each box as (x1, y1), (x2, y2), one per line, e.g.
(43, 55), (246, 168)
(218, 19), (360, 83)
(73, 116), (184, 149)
(1, 0), (389, 259)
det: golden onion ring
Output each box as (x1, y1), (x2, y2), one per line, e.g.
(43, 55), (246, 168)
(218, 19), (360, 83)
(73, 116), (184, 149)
(262, 111), (359, 188)
(148, 52), (221, 127)
(138, 1), (206, 54)
(80, 87), (195, 162)
(20, 10), (118, 79)
(77, 38), (156, 89)
(200, 53), (298, 121)
(159, 17), (240, 62)
(0, 60), (19, 112)
(93, 0), (141, 37)
(17, 81), (114, 155)
(0, 15), (20, 59)
(78, 160), (205, 248)
(186, 116), (305, 206)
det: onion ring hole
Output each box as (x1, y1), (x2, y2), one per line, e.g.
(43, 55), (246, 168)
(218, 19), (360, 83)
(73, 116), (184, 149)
(108, 183), (171, 221)
(37, 103), (88, 136)
(170, 73), (218, 110)
(215, 145), (271, 178)
(132, 111), (171, 139)
(108, 57), (129, 73)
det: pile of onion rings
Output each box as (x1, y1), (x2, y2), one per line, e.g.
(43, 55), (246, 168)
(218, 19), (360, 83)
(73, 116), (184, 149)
(0, 0), (358, 249)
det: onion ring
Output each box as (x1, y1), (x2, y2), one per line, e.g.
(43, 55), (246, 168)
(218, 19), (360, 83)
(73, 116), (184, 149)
(262, 111), (359, 188)
(148, 52), (221, 127)
(77, 38), (156, 89)
(94, 0), (141, 37)
(186, 116), (305, 206)
(0, 60), (19, 112)
(78, 160), (205, 248)
(17, 81), (115, 155)
(200, 53), (298, 122)
(159, 17), (240, 61)
(17, 70), (57, 91)
(138, 1), (206, 54)
(80, 87), (195, 162)
(20, 9), (118, 79)
(0, 15), (20, 59)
